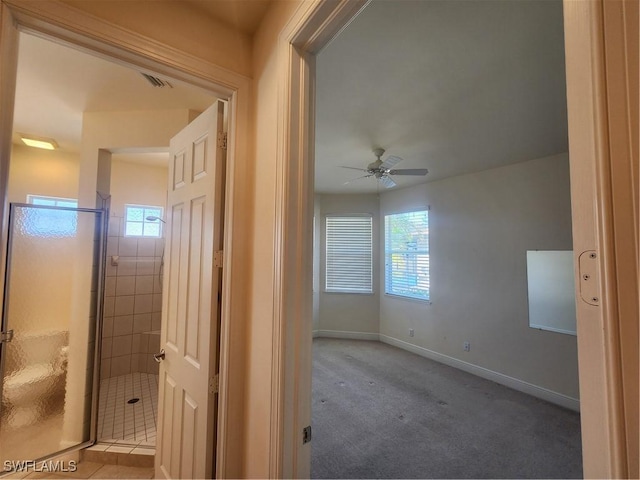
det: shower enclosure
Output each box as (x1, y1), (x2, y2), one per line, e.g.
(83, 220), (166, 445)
(96, 213), (163, 447)
(0, 203), (105, 465)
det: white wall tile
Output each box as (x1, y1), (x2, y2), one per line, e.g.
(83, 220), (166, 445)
(108, 216), (121, 237)
(135, 276), (154, 295)
(118, 237), (138, 256)
(100, 359), (111, 379)
(116, 276), (136, 296)
(103, 297), (115, 317)
(133, 314), (152, 333)
(112, 335), (133, 357)
(116, 258), (137, 276)
(105, 277), (117, 297)
(137, 238), (156, 257)
(151, 312), (161, 331)
(134, 294), (153, 314)
(136, 258), (154, 275)
(102, 317), (114, 338)
(152, 294), (162, 313)
(114, 295), (135, 316)
(113, 315), (134, 336)
(101, 338), (113, 359)
(131, 334), (141, 353)
(106, 237), (119, 256)
(111, 355), (131, 377)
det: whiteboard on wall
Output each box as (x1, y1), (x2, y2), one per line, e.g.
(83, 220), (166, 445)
(526, 250), (577, 336)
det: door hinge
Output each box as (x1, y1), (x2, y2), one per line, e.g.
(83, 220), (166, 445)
(0, 329), (14, 343)
(578, 250), (600, 306)
(302, 425), (312, 444)
(217, 132), (227, 150)
(214, 250), (223, 268)
(209, 374), (219, 394)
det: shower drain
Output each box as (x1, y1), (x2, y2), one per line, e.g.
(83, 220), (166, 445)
(127, 398), (140, 404)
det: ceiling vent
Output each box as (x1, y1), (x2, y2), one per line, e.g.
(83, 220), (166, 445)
(141, 73), (173, 88)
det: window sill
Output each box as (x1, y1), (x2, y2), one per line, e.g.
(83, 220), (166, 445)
(383, 293), (431, 305)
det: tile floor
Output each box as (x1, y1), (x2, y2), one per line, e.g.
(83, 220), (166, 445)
(97, 373), (158, 446)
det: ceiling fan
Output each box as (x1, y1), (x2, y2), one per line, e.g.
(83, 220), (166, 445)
(341, 148), (429, 188)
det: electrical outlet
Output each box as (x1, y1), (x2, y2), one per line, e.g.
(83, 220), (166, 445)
(463, 341), (471, 352)
(409, 328), (414, 337)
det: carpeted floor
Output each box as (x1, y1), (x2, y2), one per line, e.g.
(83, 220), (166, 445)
(311, 338), (582, 479)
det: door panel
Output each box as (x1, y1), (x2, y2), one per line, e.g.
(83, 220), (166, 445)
(156, 100), (225, 479)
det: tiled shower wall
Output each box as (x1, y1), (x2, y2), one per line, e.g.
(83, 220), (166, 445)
(101, 215), (163, 379)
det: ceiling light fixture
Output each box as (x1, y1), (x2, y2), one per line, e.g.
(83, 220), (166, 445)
(20, 134), (58, 150)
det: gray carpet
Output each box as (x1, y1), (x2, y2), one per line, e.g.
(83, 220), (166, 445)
(311, 338), (582, 479)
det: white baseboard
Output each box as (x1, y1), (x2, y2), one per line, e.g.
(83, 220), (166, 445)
(314, 330), (380, 341)
(379, 334), (580, 412)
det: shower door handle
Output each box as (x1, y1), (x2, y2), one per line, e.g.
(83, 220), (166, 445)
(154, 349), (165, 363)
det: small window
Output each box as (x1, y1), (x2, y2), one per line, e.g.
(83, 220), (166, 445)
(27, 195), (78, 209)
(124, 204), (163, 238)
(385, 210), (430, 301)
(26, 195), (78, 237)
(325, 215), (372, 294)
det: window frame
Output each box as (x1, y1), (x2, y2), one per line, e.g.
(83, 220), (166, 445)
(384, 208), (431, 302)
(26, 194), (78, 208)
(123, 204), (164, 238)
(324, 214), (373, 294)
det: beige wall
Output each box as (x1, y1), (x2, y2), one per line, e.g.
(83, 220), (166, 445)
(61, 0), (252, 78)
(247, 1), (307, 476)
(316, 194), (380, 334)
(109, 158), (168, 218)
(80, 109), (196, 207)
(379, 153), (578, 399)
(8, 143), (79, 203)
(313, 195), (321, 331)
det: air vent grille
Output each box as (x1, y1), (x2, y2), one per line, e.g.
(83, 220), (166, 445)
(141, 73), (173, 88)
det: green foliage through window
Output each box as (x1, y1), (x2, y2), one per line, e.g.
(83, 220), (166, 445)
(385, 210), (430, 301)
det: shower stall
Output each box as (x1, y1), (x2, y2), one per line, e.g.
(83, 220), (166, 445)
(0, 203), (105, 464)
(96, 213), (164, 447)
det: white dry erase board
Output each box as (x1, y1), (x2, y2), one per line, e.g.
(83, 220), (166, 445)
(526, 250), (577, 336)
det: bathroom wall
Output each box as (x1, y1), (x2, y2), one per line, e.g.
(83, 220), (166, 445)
(100, 158), (167, 379)
(8, 143), (80, 203)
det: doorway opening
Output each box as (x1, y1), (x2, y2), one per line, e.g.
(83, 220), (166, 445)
(311, 1), (581, 478)
(2, 28), (220, 463)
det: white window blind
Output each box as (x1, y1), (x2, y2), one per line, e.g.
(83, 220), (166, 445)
(385, 210), (430, 301)
(325, 216), (372, 293)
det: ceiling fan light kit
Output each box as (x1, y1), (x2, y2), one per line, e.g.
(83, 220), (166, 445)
(341, 148), (429, 188)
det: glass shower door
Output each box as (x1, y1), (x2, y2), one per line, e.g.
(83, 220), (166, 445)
(0, 204), (104, 466)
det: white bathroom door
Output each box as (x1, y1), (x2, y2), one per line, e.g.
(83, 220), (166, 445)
(155, 101), (226, 479)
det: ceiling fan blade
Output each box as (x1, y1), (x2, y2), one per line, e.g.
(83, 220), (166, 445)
(388, 168), (429, 176)
(381, 155), (403, 169)
(343, 174), (374, 185)
(340, 166), (370, 173)
(379, 175), (397, 188)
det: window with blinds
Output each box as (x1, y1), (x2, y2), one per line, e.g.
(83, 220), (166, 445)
(384, 210), (430, 301)
(325, 215), (373, 293)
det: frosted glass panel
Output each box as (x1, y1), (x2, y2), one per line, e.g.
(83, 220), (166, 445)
(0, 204), (102, 464)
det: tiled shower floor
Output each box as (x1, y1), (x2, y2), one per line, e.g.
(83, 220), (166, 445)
(97, 373), (158, 446)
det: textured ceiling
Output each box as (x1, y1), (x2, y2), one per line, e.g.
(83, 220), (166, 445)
(314, 0), (568, 194)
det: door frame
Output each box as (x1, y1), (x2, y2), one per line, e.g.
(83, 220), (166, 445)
(273, 0), (636, 478)
(0, 1), (250, 476)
